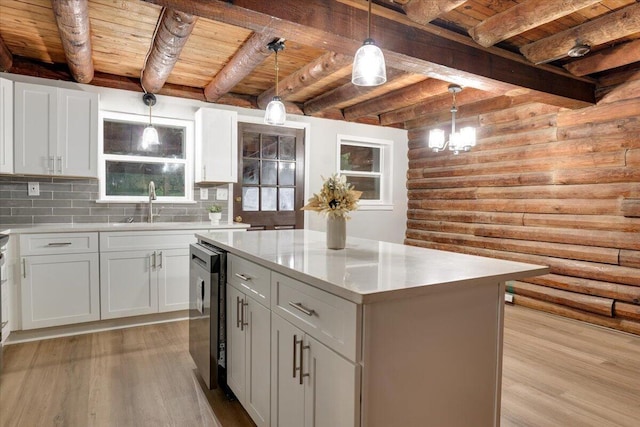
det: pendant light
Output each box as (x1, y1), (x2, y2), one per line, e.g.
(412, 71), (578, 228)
(141, 92), (160, 149)
(428, 85), (476, 155)
(352, 0), (386, 86)
(264, 40), (287, 126)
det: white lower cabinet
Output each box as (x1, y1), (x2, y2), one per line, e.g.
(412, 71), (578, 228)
(227, 283), (271, 427)
(20, 233), (100, 329)
(271, 313), (358, 427)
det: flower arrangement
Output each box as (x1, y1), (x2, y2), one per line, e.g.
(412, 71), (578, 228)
(302, 174), (362, 219)
(207, 204), (222, 213)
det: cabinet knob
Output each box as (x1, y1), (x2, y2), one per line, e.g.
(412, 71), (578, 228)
(235, 215), (243, 223)
(235, 196), (242, 202)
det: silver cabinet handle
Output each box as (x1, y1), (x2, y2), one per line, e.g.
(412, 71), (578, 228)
(157, 251), (163, 268)
(236, 296), (241, 329)
(57, 156), (63, 174)
(235, 273), (250, 281)
(151, 251), (156, 269)
(22, 258), (26, 278)
(289, 301), (316, 316)
(47, 242), (72, 246)
(48, 156), (54, 174)
(240, 299), (248, 331)
(293, 334), (300, 379)
(299, 338), (310, 385)
(203, 165), (206, 180)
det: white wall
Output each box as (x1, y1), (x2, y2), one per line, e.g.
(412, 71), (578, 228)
(2, 72), (409, 243)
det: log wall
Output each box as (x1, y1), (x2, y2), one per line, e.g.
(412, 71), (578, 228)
(405, 67), (640, 335)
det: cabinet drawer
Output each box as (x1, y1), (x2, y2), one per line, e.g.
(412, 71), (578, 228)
(228, 254), (270, 307)
(271, 271), (358, 361)
(20, 232), (98, 255)
(100, 230), (197, 252)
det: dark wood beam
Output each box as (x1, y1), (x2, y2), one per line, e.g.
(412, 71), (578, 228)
(303, 68), (408, 116)
(403, 0), (468, 25)
(343, 78), (450, 121)
(141, 8), (198, 93)
(51, 0), (94, 83)
(520, 3), (640, 65)
(469, 0), (601, 48)
(257, 51), (352, 109)
(142, 0), (595, 109)
(0, 36), (12, 72)
(204, 31), (275, 102)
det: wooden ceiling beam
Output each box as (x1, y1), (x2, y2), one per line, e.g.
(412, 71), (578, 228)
(257, 51), (352, 109)
(343, 78), (450, 121)
(142, 0), (596, 109)
(469, 0), (601, 48)
(402, 0), (468, 25)
(303, 68), (408, 115)
(520, 2), (640, 65)
(141, 9), (198, 94)
(204, 31), (275, 102)
(0, 36), (12, 72)
(380, 88), (497, 126)
(564, 40), (640, 77)
(51, 0), (94, 83)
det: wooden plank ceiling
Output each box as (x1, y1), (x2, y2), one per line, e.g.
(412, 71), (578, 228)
(0, 0), (639, 128)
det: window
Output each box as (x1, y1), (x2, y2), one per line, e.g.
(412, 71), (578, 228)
(99, 111), (193, 202)
(337, 134), (393, 210)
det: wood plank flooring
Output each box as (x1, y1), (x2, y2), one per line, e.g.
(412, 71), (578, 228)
(1, 305), (639, 427)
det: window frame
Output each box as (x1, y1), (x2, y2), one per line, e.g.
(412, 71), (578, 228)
(337, 134), (393, 211)
(98, 110), (194, 203)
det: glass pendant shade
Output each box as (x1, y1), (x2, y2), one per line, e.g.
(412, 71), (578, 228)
(142, 125), (160, 149)
(264, 96), (286, 125)
(428, 129), (446, 152)
(352, 39), (387, 86)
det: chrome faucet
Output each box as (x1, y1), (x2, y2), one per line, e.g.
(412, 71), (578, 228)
(148, 181), (157, 223)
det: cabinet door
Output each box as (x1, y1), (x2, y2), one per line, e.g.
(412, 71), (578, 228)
(304, 335), (359, 427)
(271, 313), (305, 427)
(57, 88), (98, 177)
(14, 82), (57, 175)
(21, 253), (100, 329)
(195, 108), (238, 183)
(227, 284), (246, 400)
(157, 248), (190, 312)
(245, 298), (271, 427)
(100, 250), (157, 319)
(0, 77), (13, 174)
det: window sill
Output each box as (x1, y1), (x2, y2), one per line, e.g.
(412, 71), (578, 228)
(357, 203), (394, 211)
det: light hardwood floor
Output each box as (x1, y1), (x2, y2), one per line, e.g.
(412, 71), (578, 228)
(1, 305), (639, 427)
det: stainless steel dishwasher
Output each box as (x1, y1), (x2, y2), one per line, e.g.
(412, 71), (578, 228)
(189, 241), (227, 391)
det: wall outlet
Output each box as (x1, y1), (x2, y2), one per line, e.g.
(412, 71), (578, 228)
(216, 188), (228, 200)
(199, 188), (208, 200)
(28, 182), (40, 196)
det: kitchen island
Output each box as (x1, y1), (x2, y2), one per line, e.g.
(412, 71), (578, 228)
(196, 229), (548, 427)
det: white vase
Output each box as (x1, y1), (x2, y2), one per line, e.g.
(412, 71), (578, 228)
(326, 215), (346, 250)
(209, 212), (222, 225)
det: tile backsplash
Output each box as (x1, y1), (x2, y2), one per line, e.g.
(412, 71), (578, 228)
(0, 176), (229, 225)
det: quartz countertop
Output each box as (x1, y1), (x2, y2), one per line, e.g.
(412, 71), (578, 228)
(196, 229), (549, 304)
(0, 221), (250, 235)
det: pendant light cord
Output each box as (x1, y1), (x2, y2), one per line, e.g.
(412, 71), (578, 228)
(275, 50), (279, 97)
(367, 0), (372, 39)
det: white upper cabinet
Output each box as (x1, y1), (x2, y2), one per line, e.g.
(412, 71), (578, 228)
(14, 82), (98, 177)
(0, 78), (13, 174)
(195, 107), (238, 183)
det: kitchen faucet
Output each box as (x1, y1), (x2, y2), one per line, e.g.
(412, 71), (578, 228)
(148, 180), (157, 223)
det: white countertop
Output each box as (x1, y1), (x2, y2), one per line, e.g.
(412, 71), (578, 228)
(196, 229), (549, 303)
(0, 221), (250, 235)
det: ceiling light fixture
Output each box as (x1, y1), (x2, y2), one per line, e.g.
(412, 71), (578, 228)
(428, 84), (476, 155)
(568, 42), (591, 58)
(141, 93), (160, 149)
(351, 0), (386, 86)
(264, 40), (287, 126)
